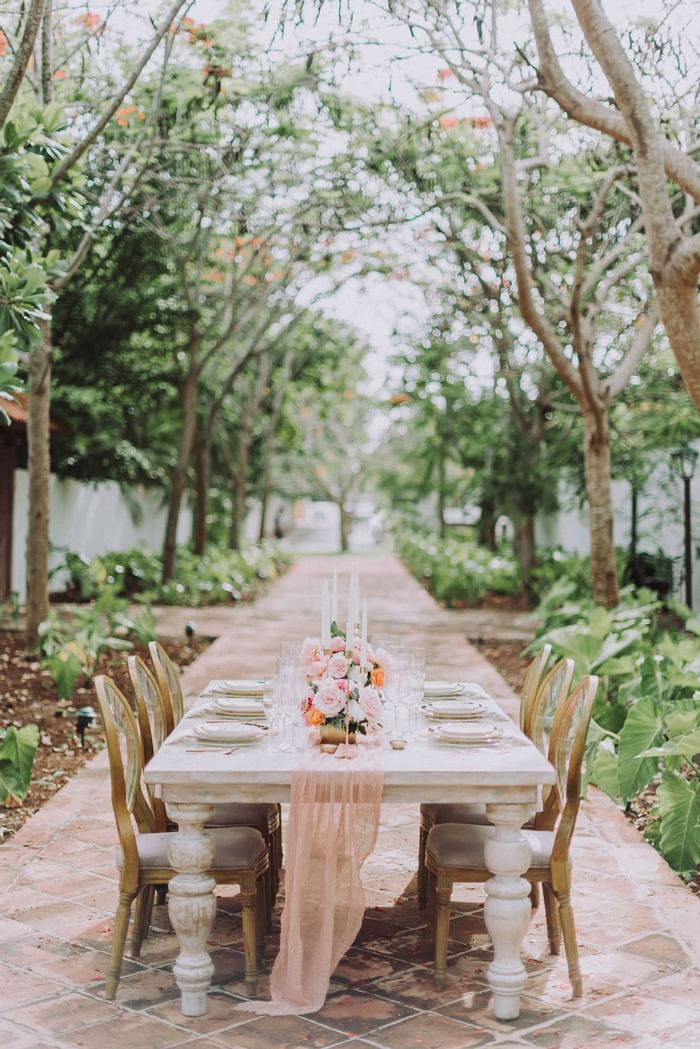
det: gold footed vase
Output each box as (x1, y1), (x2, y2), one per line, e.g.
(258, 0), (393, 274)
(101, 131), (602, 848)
(319, 723), (357, 745)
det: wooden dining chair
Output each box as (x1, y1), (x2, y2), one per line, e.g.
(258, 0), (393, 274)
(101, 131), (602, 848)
(425, 674), (599, 997)
(149, 640), (185, 726)
(94, 674), (270, 1000)
(417, 646), (559, 909)
(139, 646), (281, 902)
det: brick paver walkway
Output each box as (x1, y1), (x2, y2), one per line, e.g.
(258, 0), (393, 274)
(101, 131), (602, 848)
(1, 555), (699, 1049)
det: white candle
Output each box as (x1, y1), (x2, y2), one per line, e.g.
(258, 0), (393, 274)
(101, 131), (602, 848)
(321, 580), (331, 650)
(345, 597), (353, 655)
(349, 570), (360, 629)
(360, 597), (368, 669)
(331, 570), (338, 627)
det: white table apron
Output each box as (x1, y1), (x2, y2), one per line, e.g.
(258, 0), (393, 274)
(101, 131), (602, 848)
(145, 706), (555, 1023)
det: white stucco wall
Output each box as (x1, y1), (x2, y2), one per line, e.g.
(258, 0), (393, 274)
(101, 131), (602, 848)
(11, 471), (192, 598)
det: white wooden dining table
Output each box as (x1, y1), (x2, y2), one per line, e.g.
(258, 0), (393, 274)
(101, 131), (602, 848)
(144, 687), (555, 1023)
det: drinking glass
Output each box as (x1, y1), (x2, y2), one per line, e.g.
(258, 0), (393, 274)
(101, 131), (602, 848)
(274, 657), (306, 751)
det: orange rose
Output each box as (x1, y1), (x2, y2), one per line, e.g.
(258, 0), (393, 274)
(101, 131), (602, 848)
(371, 667), (384, 688)
(308, 708), (324, 726)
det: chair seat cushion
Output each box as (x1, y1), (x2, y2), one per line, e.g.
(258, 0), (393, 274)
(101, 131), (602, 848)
(205, 802), (279, 829)
(426, 823), (554, 870)
(421, 802), (535, 830)
(117, 826), (267, 872)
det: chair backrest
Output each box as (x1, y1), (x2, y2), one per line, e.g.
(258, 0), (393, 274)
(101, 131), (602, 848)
(548, 675), (599, 869)
(519, 644), (552, 732)
(524, 657), (575, 757)
(94, 675), (156, 887)
(149, 640), (184, 725)
(128, 654), (172, 759)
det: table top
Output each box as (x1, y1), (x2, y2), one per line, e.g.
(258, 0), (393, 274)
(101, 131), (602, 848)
(145, 680), (555, 806)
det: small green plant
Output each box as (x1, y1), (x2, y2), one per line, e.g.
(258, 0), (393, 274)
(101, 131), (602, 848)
(0, 725), (40, 804)
(394, 528), (521, 606)
(37, 604), (134, 699)
(56, 542), (291, 607)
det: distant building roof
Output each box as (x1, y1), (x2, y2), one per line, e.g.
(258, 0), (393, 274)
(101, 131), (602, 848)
(4, 393), (66, 434)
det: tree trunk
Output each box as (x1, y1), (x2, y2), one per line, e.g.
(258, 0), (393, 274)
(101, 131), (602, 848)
(582, 409), (619, 608)
(192, 429), (209, 556)
(478, 496), (497, 549)
(25, 318), (52, 647)
(514, 515), (537, 582)
(162, 359), (199, 581)
(229, 436), (251, 551)
(339, 502), (350, 552)
(630, 481), (638, 558)
(437, 447), (446, 538)
(258, 467), (272, 541)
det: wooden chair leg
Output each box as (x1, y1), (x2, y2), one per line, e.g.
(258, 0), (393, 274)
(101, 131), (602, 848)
(529, 882), (540, 911)
(255, 871), (268, 955)
(543, 883), (560, 955)
(434, 874), (452, 979)
(130, 886), (154, 958)
(556, 889), (582, 996)
(106, 890), (136, 999)
(240, 877), (259, 994)
(417, 821), (429, 910)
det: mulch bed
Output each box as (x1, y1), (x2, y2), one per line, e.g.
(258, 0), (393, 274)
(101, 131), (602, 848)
(0, 632), (208, 842)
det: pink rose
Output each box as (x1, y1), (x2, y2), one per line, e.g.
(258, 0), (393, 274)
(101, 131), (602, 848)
(337, 678), (349, 693)
(329, 652), (349, 679)
(358, 686), (382, 724)
(310, 657), (328, 679)
(301, 637), (322, 673)
(331, 636), (346, 653)
(313, 683), (345, 718)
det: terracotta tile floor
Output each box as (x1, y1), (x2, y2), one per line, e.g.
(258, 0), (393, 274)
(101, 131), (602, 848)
(2, 555), (699, 1048)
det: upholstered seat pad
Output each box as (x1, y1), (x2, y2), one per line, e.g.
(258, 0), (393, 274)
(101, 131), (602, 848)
(421, 802), (534, 829)
(205, 802), (279, 828)
(426, 823), (554, 870)
(118, 826), (267, 871)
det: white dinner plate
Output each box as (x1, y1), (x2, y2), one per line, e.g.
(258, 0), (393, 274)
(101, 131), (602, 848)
(193, 722), (265, 744)
(203, 679), (265, 698)
(422, 699), (489, 720)
(435, 722), (504, 744)
(212, 697), (265, 717)
(424, 680), (464, 697)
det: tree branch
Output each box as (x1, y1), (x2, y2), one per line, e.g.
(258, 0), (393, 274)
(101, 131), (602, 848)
(608, 307), (658, 398)
(50, 0), (188, 186)
(0, 0), (45, 129)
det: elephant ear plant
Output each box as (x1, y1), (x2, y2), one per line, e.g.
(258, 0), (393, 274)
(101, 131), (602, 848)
(0, 724), (39, 805)
(531, 584), (700, 879)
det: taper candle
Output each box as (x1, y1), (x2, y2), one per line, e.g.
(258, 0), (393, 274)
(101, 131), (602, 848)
(321, 580), (331, 650)
(331, 570), (338, 626)
(360, 597), (368, 668)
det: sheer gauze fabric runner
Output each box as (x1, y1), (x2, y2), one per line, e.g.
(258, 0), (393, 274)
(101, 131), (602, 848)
(238, 742), (384, 1015)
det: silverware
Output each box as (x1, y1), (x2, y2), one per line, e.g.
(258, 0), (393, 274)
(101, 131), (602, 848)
(184, 746), (240, 754)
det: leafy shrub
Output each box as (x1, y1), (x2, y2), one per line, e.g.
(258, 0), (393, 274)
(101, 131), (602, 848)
(57, 542), (291, 607)
(531, 583), (700, 877)
(394, 529), (521, 606)
(0, 725), (39, 804)
(37, 591), (156, 699)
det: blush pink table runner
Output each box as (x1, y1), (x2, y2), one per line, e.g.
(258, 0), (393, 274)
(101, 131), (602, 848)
(239, 741), (384, 1015)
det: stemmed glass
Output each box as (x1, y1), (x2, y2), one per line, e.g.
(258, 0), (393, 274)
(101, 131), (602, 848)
(272, 656), (305, 752)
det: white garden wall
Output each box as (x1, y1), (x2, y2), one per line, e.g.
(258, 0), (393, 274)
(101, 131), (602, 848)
(535, 461), (700, 607)
(11, 470), (192, 598)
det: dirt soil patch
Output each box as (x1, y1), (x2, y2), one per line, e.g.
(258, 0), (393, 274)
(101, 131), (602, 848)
(0, 632), (209, 842)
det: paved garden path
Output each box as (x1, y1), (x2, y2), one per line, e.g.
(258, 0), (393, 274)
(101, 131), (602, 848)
(1, 555), (699, 1049)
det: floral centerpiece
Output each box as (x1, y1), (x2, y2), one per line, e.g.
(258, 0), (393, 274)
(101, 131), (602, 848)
(300, 628), (387, 742)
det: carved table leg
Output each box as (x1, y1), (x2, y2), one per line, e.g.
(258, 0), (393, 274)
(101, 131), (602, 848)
(483, 802), (535, 1021)
(166, 802), (216, 1017)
